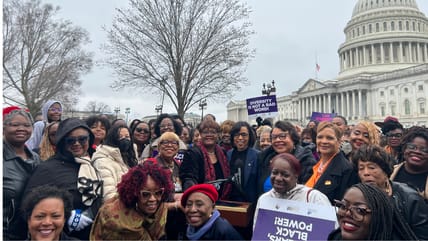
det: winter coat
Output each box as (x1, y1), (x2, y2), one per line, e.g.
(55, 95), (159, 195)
(3, 141), (40, 240)
(226, 147), (259, 203)
(312, 151), (359, 204)
(256, 145), (317, 197)
(391, 181), (428, 240)
(184, 215), (243, 240)
(92, 144), (132, 202)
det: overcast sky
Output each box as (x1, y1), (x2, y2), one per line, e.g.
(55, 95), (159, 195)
(41, 0), (428, 122)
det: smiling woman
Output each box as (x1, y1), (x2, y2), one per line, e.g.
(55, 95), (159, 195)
(22, 185), (73, 241)
(3, 107), (41, 240)
(90, 161), (173, 240)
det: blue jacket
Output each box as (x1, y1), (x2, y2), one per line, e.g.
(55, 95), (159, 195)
(227, 147), (259, 203)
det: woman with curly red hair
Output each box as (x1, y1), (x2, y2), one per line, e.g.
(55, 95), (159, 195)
(90, 161), (173, 240)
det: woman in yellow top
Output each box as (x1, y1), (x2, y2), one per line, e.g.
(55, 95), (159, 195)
(306, 122), (358, 203)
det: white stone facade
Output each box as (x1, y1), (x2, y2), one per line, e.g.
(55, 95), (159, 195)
(227, 0), (428, 127)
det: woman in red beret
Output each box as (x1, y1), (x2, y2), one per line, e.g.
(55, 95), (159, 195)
(182, 184), (242, 240)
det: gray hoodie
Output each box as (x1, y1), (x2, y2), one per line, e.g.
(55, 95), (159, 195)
(25, 100), (62, 150)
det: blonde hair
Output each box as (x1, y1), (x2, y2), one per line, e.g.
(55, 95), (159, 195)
(159, 132), (180, 142)
(355, 121), (380, 145)
(39, 121), (59, 161)
(256, 125), (272, 137)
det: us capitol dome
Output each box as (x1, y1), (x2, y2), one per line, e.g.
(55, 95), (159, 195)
(227, 0), (428, 126)
(338, 0), (428, 79)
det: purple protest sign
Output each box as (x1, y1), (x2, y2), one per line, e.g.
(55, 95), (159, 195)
(246, 95), (278, 118)
(252, 209), (336, 241)
(310, 112), (337, 122)
(252, 197), (337, 241)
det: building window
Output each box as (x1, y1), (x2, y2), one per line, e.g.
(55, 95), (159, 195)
(383, 22), (387, 31)
(399, 21), (402, 30)
(406, 21), (409, 30)
(391, 105), (396, 115)
(390, 89), (394, 95)
(376, 23), (380, 32)
(380, 91), (384, 97)
(369, 24), (372, 33)
(404, 100), (411, 114)
(362, 26), (366, 34)
(381, 106), (386, 116)
(418, 85), (423, 91)
(391, 21), (395, 31)
(404, 87), (409, 93)
(420, 102), (426, 114)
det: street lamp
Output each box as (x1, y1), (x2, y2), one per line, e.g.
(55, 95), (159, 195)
(155, 105), (163, 117)
(114, 107), (120, 119)
(261, 80), (276, 96)
(125, 107), (131, 123)
(199, 99), (207, 121)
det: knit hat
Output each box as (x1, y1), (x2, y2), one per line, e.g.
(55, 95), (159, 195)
(3, 106), (23, 119)
(181, 184), (218, 207)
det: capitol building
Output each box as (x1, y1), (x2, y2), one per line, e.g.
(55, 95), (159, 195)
(227, 0), (428, 127)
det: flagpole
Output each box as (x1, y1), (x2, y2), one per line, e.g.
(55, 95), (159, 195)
(315, 52), (319, 79)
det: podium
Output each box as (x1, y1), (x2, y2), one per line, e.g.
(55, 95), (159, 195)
(216, 200), (254, 227)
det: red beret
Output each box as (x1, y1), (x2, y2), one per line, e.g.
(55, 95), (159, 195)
(181, 184), (218, 207)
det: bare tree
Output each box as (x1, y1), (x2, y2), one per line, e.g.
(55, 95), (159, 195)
(105, 0), (254, 117)
(85, 100), (111, 114)
(3, 0), (93, 117)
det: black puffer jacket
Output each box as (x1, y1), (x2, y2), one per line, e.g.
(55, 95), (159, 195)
(24, 118), (101, 240)
(3, 141), (40, 240)
(256, 145), (316, 197)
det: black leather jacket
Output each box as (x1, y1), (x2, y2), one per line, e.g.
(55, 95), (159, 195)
(3, 141), (40, 240)
(391, 181), (428, 240)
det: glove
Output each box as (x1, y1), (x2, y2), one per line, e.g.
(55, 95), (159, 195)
(67, 209), (93, 232)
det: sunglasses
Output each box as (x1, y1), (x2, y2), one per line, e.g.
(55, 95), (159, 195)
(140, 188), (164, 200)
(136, 127), (150, 134)
(64, 135), (89, 146)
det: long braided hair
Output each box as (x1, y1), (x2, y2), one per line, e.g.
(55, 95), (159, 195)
(352, 183), (417, 240)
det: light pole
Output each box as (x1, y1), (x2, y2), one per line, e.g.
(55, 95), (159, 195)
(261, 80), (276, 96)
(114, 107), (120, 119)
(125, 107), (131, 123)
(199, 99), (207, 121)
(155, 105), (163, 117)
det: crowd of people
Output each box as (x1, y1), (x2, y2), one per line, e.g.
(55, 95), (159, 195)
(3, 99), (428, 240)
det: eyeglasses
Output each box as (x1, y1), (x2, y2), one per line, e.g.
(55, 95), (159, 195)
(159, 124), (174, 129)
(234, 132), (249, 138)
(64, 135), (89, 146)
(385, 133), (402, 138)
(49, 132), (57, 138)
(201, 130), (218, 136)
(334, 200), (372, 222)
(6, 122), (32, 128)
(140, 188), (164, 200)
(136, 127), (150, 134)
(48, 107), (62, 113)
(160, 140), (179, 146)
(406, 143), (428, 154)
(271, 132), (289, 141)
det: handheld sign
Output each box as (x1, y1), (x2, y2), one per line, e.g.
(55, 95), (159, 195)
(310, 112), (337, 122)
(246, 95), (278, 119)
(252, 196), (337, 241)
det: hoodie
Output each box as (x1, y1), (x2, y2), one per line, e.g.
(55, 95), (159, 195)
(25, 100), (62, 150)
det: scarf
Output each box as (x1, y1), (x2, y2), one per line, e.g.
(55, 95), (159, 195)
(75, 156), (102, 206)
(186, 209), (221, 240)
(197, 143), (231, 199)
